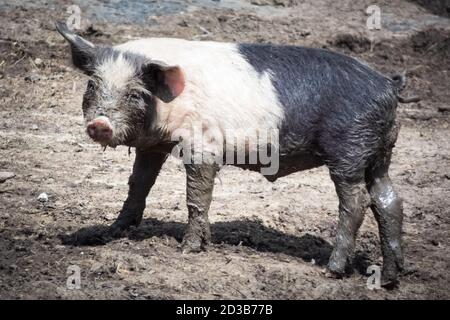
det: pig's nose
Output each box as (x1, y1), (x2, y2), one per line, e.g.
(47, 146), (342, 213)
(87, 118), (113, 141)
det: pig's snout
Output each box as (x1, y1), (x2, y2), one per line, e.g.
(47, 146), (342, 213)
(86, 117), (113, 142)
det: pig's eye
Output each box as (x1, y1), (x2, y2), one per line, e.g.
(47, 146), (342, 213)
(86, 80), (96, 92)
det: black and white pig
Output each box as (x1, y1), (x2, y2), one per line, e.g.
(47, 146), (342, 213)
(56, 21), (417, 286)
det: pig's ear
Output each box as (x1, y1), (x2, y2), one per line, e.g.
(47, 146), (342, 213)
(141, 61), (185, 103)
(55, 21), (97, 75)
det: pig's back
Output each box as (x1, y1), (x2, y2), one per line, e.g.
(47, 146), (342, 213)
(115, 39), (397, 154)
(237, 43), (398, 154)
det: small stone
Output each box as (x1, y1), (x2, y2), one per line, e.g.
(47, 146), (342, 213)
(37, 193), (48, 203)
(34, 58), (43, 67)
(217, 15), (228, 23)
(8, 264), (18, 272)
(177, 20), (189, 27)
(0, 172), (15, 183)
(31, 124), (39, 131)
(24, 72), (41, 83)
(437, 105), (450, 113)
(251, 0), (271, 5)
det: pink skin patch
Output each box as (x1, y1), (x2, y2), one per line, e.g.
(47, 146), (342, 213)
(164, 67), (185, 98)
(86, 116), (113, 143)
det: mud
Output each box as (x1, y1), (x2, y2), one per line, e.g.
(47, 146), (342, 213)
(0, 0), (449, 299)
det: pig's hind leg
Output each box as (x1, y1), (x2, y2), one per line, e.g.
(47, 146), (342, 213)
(321, 110), (387, 277)
(109, 150), (168, 237)
(366, 148), (404, 288)
(327, 171), (371, 277)
(182, 163), (218, 253)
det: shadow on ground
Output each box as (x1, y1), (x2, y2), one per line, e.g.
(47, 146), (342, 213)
(407, 0), (450, 17)
(58, 218), (372, 273)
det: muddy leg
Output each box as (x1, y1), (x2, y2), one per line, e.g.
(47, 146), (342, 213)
(367, 155), (404, 287)
(328, 176), (371, 276)
(109, 150), (167, 237)
(181, 163), (218, 253)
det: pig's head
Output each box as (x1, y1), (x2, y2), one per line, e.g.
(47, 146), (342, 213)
(56, 22), (184, 147)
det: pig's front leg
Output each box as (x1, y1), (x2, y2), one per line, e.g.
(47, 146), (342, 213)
(109, 150), (167, 237)
(181, 163), (218, 253)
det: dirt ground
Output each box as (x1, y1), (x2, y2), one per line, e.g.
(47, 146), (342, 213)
(0, 0), (449, 300)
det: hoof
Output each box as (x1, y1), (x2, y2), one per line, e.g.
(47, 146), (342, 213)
(181, 238), (204, 254)
(323, 268), (344, 279)
(327, 257), (347, 278)
(381, 279), (399, 290)
(181, 243), (204, 254)
(181, 231), (209, 254)
(108, 225), (127, 238)
(108, 218), (139, 238)
(381, 268), (400, 290)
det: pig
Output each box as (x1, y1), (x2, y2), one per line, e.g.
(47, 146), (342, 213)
(56, 21), (417, 287)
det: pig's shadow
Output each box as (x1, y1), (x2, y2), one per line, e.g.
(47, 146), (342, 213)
(59, 218), (371, 271)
